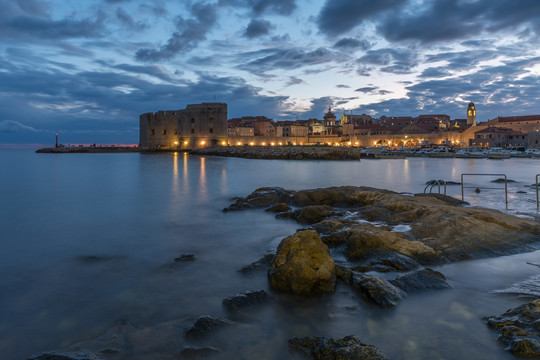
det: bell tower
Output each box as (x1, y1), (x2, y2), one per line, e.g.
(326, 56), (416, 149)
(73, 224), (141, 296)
(467, 102), (476, 127)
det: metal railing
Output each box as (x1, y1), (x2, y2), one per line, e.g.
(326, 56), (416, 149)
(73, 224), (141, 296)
(461, 173), (508, 207)
(536, 174), (540, 209)
(424, 180), (447, 195)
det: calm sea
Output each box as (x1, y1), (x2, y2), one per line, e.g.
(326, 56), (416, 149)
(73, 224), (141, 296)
(1, 150), (539, 359)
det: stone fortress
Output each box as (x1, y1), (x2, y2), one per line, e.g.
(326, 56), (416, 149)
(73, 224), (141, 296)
(139, 102), (540, 150)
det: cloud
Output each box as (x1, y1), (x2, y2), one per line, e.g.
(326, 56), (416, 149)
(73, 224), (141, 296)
(355, 86), (377, 93)
(136, 2), (218, 62)
(286, 76), (304, 86)
(317, 0), (406, 37)
(244, 19), (273, 38)
(358, 48), (418, 74)
(0, 120), (39, 133)
(2, 12), (106, 40)
(115, 7), (136, 29)
(336, 84), (350, 88)
(237, 47), (337, 75)
(219, 0), (297, 16)
(333, 38), (372, 50)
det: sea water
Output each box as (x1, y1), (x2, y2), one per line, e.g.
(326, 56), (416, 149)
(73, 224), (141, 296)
(0, 150), (539, 359)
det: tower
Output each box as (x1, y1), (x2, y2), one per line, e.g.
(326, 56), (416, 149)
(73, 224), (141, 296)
(323, 107), (336, 126)
(467, 102), (476, 127)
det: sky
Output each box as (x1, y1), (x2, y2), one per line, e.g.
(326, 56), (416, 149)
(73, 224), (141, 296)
(1, 0), (540, 145)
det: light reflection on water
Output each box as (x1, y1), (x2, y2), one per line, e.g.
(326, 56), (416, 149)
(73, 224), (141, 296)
(0, 150), (538, 359)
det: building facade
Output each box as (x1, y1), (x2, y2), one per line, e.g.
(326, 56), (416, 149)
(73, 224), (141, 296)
(140, 102), (227, 148)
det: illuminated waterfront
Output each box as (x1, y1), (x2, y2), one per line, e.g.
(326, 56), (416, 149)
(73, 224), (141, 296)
(1, 150), (539, 359)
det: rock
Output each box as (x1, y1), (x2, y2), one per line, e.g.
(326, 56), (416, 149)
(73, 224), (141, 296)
(179, 346), (221, 358)
(345, 224), (444, 265)
(289, 335), (388, 360)
(268, 230), (336, 295)
(311, 219), (348, 234)
(485, 299), (540, 357)
(185, 316), (233, 339)
(27, 352), (104, 360)
(350, 250), (421, 273)
(222, 290), (271, 312)
(265, 203), (291, 213)
(389, 268), (451, 292)
(239, 253), (274, 273)
(492, 178), (516, 183)
(224, 187), (294, 211)
(291, 205), (341, 224)
(175, 253), (196, 262)
(475, 187), (481, 193)
(337, 267), (405, 308)
(517, 190), (527, 194)
(350, 272), (406, 308)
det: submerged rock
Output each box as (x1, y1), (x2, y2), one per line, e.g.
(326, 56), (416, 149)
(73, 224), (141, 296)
(239, 253), (275, 273)
(389, 268), (451, 292)
(185, 316), (233, 340)
(268, 230), (336, 295)
(485, 299), (540, 357)
(179, 346), (221, 358)
(175, 253), (196, 262)
(349, 250), (421, 273)
(27, 352), (104, 360)
(222, 290), (271, 312)
(289, 335), (388, 360)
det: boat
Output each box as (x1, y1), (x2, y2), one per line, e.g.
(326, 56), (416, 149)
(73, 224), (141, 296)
(487, 147), (511, 159)
(455, 147), (487, 158)
(428, 147), (454, 158)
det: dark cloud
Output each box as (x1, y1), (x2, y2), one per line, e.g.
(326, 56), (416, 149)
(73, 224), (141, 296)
(2, 12), (106, 40)
(115, 8), (136, 29)
(0, 120), (39, 133)
(333, 38), (372, 50)
(378, 90), (392, 95)
(355, 87), (377, 93)
(358, 48), (418, 74)
(237, 47), (337, 76)
(113, 63), (176, 82)
(336, 84), (350, 88)
(136, 3), (218, 62)
(286, 76), (304, 86)
(317, 0), (406, 37)
(219, 0), (296, 16)
(16, 0), (49, 17)
(377, 0), (540, 44)
(244, 19), (273, 39)
(419, 68), (450, 78)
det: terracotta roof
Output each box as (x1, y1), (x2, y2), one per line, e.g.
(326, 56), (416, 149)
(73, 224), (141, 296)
(475, 126), (524, 135)
(498, 115), (540, 122)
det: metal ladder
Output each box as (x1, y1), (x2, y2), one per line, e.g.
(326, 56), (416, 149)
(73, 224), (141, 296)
(424, 180), (447, 195)
(536, 174), (539, 209)
(461, 173), (508, 208)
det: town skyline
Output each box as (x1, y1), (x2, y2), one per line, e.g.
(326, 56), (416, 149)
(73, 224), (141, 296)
(2, 0), (540, 145)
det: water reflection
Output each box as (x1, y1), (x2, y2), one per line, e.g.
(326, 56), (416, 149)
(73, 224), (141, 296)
(172, 152), (179, 197)
(199, 156), (207, 198)
(182, 152), (189, 194)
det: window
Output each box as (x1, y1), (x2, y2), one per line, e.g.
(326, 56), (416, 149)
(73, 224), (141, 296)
(151, 129), (155, 136)
(191, 129), (195, 134)
(174, 129), (178, 135)
(191, 118), (195, 123)
(163, 129), (167, 135)
(209, 128), (214, 133)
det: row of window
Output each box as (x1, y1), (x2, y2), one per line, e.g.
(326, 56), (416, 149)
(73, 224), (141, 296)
(150, 128), (214, 135)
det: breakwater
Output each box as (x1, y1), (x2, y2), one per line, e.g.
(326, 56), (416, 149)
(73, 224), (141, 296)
(36, 146), (140, 153)
(191, 145), (362, 160)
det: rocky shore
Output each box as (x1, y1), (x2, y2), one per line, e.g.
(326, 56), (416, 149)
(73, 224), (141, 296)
(27, 186), (540, 359)
(191, 145), (362, 160)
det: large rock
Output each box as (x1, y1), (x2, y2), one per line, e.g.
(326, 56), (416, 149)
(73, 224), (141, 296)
(344, 224), (445, 265)
(222, 290), (271, 312)
(224, 187), (294, 211)
(389, 268), (451, 292)
(348, 250), (421, 273)
(485, 299), (540, 357)
(268, 230), (336, 295)
(289, 335), (388, 360)
(281, 205), (341, 224)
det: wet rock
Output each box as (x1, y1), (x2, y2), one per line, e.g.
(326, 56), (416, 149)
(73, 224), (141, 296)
(338, 267), (405, 308)
(179, 346), (221, 358)
(239, 253), (274, 273)
(289, 335), (389, 360)
(224, 187), (294, 211)
(426, 180), (461, 186)
(311, 219), (348, 234)
(485, 299), (540, 357)
(351, 250), (421, 273)
(185, 316), (233, 340)
(175, 253), (196, 262)
(265, 203), (291, 213)
(27, 352), (104, 360)
(492, 178), (516, 183)
(475, 188), (481, 193)
(290, 205), (341, 224)
(517, 190), (527, 194)
(268, 230), (336, 295)
(222, 290), (271, 312)
(389, 268), (451, 292)
(345, 224), (444, 265)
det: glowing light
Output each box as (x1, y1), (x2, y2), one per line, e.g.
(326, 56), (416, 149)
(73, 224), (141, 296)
(347, 141), (351, 145)
(173, 141), (178, 146)
(201, 140), (206, 145)
(250, 142), (254, 146)
(237, 142), (241, 145)
(279, 142), (283, 145)
(271, 142), (275, 146)
(293, 142), (296, 145)
(221, 141), (226, 145)
(262, 142), (266, 146)
(355, 142), (359, 145)
(184, 141), (188, 145)
(373, 141), (377, 145)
